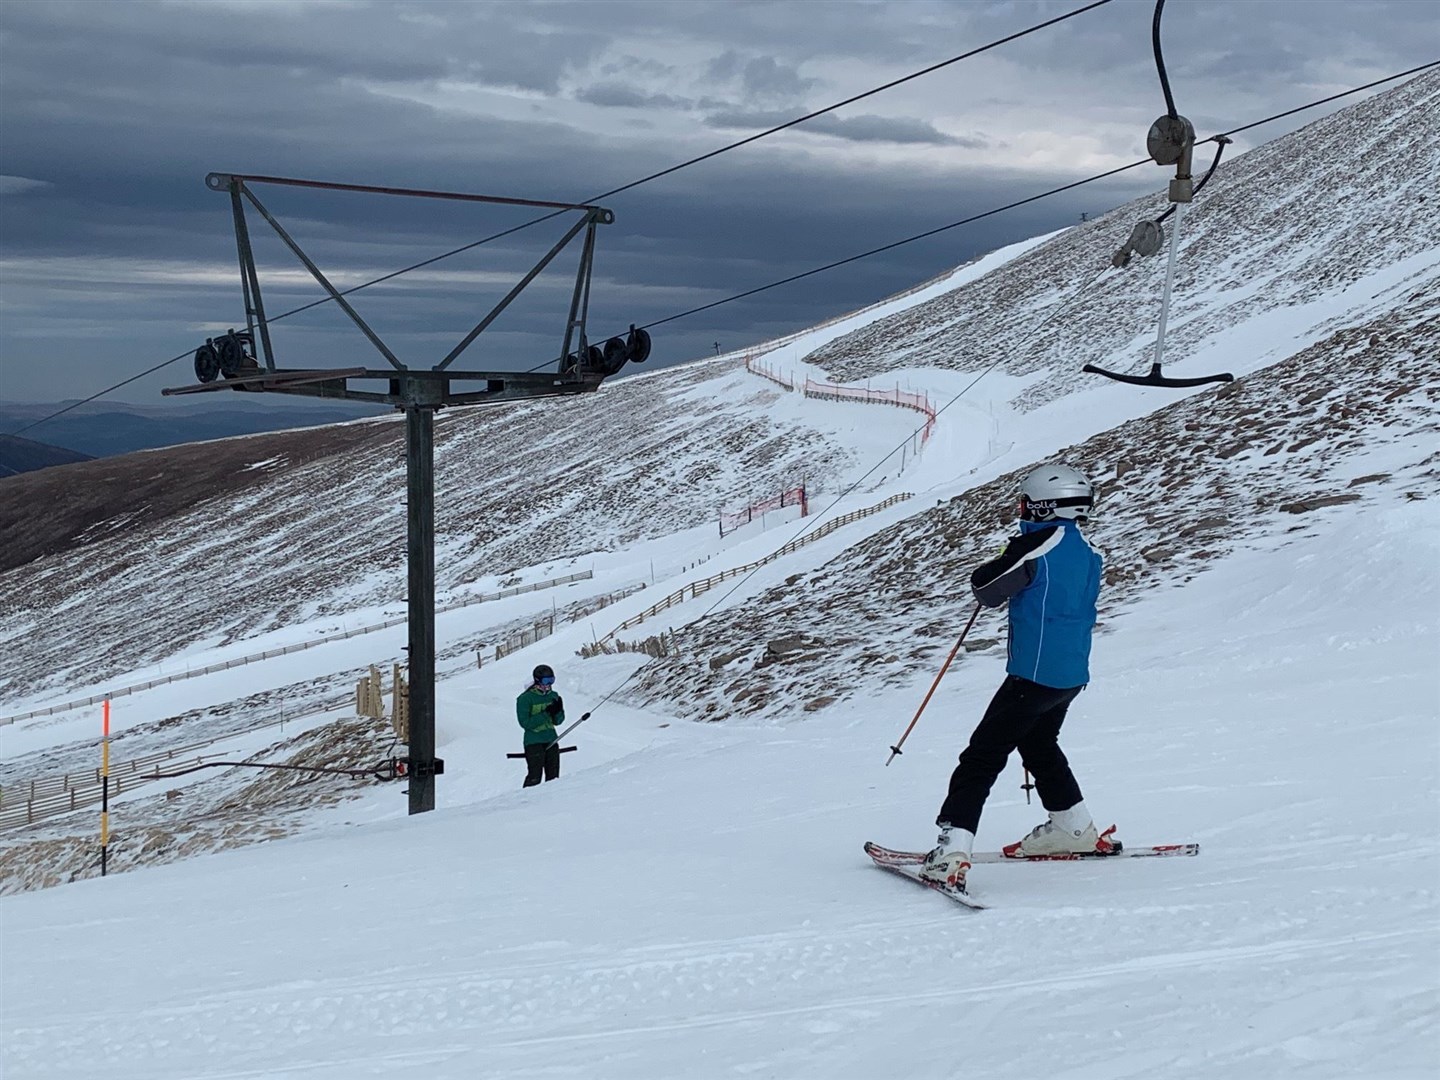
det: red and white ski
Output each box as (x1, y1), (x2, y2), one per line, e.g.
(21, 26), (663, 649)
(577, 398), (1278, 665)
(864, 835), (1200, 867)
(866, 851), (988, 909)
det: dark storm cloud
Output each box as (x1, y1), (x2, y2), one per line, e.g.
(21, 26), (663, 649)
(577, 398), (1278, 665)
(702, 109), (979, 146)
(0, 0), (1432, 410)
(705, 51), (819, 101)
(0, 177), (52, 196)
(944, 0), (1437, 139)
(0, 0), (601, 92)
(573, 83), (694, 111)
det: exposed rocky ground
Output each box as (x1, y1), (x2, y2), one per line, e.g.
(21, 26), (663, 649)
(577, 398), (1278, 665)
(626, 296), (1438, 719)
(2, 73), (1435, 894)
(0, 716), (396, 894)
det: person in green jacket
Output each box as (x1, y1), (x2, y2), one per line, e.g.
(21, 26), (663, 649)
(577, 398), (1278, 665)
(516, 663), (565, 787)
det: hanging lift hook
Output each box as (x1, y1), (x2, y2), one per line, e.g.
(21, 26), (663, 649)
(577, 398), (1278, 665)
(1085, 0), (1234, 389)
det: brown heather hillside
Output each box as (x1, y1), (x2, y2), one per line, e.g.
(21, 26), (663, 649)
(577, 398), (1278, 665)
(1, 417), (398, 573)
(624, 293), (1439, 720)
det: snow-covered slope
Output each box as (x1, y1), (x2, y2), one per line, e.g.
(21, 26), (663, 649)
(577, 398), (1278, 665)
(1, 69), (1438, 1080)
(3, 73), (1436, 712)
(631, 279), (1439, 719)
(2, 489), (1436, 1079)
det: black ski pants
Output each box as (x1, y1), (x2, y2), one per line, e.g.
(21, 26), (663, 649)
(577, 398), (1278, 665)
(937, 674), (1084, 834)
(523, 742), (560, 787)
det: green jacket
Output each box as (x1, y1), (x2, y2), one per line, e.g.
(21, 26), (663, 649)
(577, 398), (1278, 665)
(516, 686), (563, 746)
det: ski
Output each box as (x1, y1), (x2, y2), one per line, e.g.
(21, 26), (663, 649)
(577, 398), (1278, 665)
(864, 837), (1200, 866)
(867, 855), (988, 910)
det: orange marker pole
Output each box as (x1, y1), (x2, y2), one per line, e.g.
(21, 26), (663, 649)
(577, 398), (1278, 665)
(101, 700), (110, 877)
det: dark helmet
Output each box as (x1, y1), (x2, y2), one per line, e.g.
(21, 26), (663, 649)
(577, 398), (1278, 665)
(532, 664), (555, 684)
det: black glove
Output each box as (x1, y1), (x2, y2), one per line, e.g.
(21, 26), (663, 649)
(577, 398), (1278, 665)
(544, 696), (564, 718)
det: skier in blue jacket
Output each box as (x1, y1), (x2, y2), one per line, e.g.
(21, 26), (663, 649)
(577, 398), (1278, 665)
(922, 464), (1115, 892)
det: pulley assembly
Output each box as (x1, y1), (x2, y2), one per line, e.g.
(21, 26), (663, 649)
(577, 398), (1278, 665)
(564, 325), (652, 377)
(1087, 0), (1234, 389)
(193, 329), (259, 383)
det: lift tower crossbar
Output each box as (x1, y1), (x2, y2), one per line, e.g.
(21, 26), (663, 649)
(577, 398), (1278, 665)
(165, 172), (649, 814)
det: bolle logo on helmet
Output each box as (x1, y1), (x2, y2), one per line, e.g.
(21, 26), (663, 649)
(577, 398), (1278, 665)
(1019, 463), (1095, 522)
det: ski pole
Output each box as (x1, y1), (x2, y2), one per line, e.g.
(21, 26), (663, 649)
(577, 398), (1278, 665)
(885, 604), (982, 765)
(1022, 767), (1034, 804)
(505, 712), (593, 761)
(557, 711), (591, 741)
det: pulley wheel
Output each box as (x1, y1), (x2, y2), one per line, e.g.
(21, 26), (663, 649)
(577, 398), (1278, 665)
(194, 343), (220, 383)
(217, 334), (247, 378)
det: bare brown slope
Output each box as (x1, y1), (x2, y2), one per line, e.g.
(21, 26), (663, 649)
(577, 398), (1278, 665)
(0, 435), (93, 478)
(0, 417), (399, 574)
(623, 294), (1439, 720)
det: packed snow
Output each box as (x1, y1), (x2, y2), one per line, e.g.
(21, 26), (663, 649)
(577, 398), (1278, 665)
(3, 494), (1436, 1079)
(2, 72), (1438, 1080)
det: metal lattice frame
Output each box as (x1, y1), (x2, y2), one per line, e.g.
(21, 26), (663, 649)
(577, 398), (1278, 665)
(163, 173), (645, 813)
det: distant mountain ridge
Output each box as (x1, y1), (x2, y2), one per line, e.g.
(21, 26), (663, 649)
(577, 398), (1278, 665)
(0, 400), (385, 460)
(0, 434), (93, 477)
(0, 72), (1436, 707)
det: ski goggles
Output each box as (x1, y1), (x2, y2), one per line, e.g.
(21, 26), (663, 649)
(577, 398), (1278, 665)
(1019, 495), (1093, 518)
(539, 676), (555, 686)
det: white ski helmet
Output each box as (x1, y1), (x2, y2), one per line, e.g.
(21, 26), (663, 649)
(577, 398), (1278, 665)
(1019, 464), (1095, 522)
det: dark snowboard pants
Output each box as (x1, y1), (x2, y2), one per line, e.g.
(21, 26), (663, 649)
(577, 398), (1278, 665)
(523, 742), (560, 787)
(937, 674), (1084, 834)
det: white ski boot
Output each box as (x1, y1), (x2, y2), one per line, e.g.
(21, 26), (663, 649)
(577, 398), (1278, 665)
(1003, 802), (1116, 858)
(921, 825), (974, 890)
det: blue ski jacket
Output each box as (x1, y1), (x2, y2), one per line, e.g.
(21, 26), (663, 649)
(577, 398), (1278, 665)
(970, 519), (1102, 689)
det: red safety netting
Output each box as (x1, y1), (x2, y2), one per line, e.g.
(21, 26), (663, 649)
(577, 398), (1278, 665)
(719, 485), (808, 536)
(803, 379), (936, 444)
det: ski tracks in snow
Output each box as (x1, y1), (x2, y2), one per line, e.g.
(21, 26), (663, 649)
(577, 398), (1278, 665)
(6, 920), (1426, 1079)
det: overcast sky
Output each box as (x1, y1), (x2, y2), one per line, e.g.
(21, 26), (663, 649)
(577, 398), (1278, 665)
(1, 0), (1434, 412)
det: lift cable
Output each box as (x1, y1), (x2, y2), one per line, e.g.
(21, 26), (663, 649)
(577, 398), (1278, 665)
(578, 255), (1120, 714)
(241, 1), (1120, 329)
(6, 2), (1117, 440)
(564, 57), (1440, 709)
(595, 59), (1438, 350)
(1153, 0), (1179, 118)
(633, 161), (1147, 336)
(10, 59), (1434, 441)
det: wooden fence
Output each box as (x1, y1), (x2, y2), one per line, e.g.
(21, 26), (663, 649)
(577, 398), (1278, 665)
(493, 616), (555, 661)
(744, 355), (936, 444)
(599, 492), (911, 642)
(0, 693), (350, 832)
(1, 570), (594, 726)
